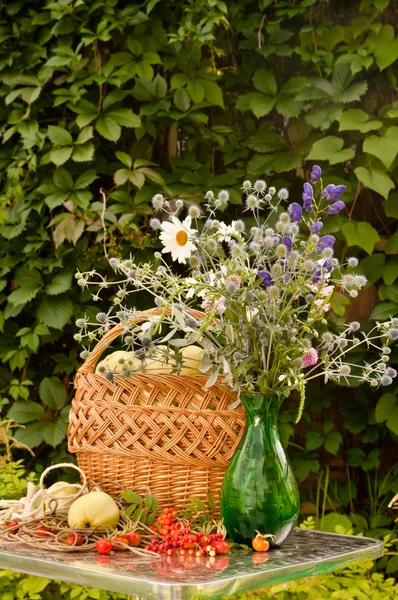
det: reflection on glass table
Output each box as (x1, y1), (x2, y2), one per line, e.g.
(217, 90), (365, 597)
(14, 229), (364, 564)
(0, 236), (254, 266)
(0, 529), (383, 600)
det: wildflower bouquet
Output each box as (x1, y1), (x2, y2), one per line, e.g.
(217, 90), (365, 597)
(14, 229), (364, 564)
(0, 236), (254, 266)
(75, 165), (397, 417)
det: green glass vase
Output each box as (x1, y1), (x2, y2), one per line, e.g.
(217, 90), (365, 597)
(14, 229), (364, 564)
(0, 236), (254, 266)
(220, 392), (299, 549)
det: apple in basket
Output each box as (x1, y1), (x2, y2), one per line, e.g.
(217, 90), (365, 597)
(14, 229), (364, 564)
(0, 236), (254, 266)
(43, 481), (81, 510)
(95, 345), (204, 376)
(68, 491), (120, 529)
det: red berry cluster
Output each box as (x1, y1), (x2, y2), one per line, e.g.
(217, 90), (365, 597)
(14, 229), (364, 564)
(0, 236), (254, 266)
(147, 516), (228, 557)
(150, 507), (179, 536)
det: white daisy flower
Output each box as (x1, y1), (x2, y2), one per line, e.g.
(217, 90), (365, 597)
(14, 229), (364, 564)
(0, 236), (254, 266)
(159, 216), (197, 264)
(216, 222), (235, 242)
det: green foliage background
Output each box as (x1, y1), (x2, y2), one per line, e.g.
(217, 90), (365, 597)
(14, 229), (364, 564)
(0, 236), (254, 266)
(0, 0), (397, 596)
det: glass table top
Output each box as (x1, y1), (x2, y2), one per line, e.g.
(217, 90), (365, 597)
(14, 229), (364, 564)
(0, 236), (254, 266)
(0, 529), (383, 600)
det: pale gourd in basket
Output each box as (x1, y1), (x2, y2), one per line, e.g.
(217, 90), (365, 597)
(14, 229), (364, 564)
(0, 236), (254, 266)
(68, 307), (244, 514)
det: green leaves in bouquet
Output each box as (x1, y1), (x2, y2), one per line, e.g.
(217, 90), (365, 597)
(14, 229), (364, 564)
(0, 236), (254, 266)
(179, 494), (216, 528)
(122, 490), (158, 526)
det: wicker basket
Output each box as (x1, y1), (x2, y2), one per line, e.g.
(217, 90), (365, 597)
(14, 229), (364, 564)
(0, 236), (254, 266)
(68, 308), (244, 513)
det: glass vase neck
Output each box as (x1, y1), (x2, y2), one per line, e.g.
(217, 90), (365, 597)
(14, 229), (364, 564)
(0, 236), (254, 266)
(240, 392), (285, 419)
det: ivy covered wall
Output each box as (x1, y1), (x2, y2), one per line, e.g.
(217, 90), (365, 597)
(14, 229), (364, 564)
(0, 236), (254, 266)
(0, 0), (397, 567)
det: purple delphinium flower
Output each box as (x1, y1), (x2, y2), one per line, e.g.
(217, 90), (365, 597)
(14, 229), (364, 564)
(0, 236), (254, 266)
(290, 202), (302, 222)
(323, 260), (333, 273)
(310, 221), (323, 233)
(310, 165), (322, 183)
(318, 235), (336, 251)
(312, 267), (322, 284)
(302, 182), (314, 212)
(258, 270), (273, 287)
(321, 184), (346, 201)
(284, 274), (291, 284)
(327, 200), (345, 215)
(283, 236), (293, 252)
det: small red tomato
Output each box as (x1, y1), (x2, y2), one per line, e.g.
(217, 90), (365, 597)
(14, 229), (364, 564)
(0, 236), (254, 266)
(64, 533), (83, 547)
(125, 531), (141, 547)
(252, 532), (271, 552)
(113, 535), (129, 551)
(3, 520), (19, 534)
(36, 524), (52, 537)
(96, 538), (113, 555)
(212, 540), (230, 554)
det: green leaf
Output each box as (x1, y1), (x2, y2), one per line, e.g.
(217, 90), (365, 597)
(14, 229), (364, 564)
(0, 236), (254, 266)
(72, 190), (92, 209)
(383, 258), (398, 285)
(39, 377), (67, 410)
(305, 430), (324, 451)
(16, 267), (43, 289)
(170, 73), (189, 90)
(75, 170), (98, 189)
(366, 24), (398, 71)
(45, 193), (69, 210)
(275, 96), (302, 118)
(53, 168), (74, 190)
(253, 69), (277, 96)
(42, 419), (68, 447)
(114, 169), (130, 186)
(201, 79), (224, 108)
(370, 302), (398, 321)
(13, 422), (44, 449)
(48, 126), (73, 146)
(95, 117), (121, 142)
(72, 142), (95, 162)
(363, 127), (398, 170)
(50, 146), (73, 166)
(318, 25), (345, 52)
(174, 88), (190, 112)
(8, 267), (42, 306)
(325, 432), (342, 455)
(127, 37), (143, 55)
(336, 81), (368, 103)
(321, 513), (353, 533)
(379, 284), (398, 304)
(187, 80), (205, 103)
(189, 496), (207, 511)
(375, 394), (398, 435)
(122, 490), (142, 505)
(341, 221), (380, 255)
(37, 295), (73, 329)
(7, 401), (45, 424)
(385, 193), (398, 218)
(45, 272), (73, 295)
(338, 109), (382, 133)
(115, 151), (132, 169)
(305, 105), (342, 130)
(307, 136), (354, 165)
(75, 126), (93, 145)
(152, 74), (167, 99)
(76, 113), (96, 128)
(108, 109), (141, 128)
(8, 287), (40, 306)
(354, 166), (394, 200)
(359, 254), (386, 284)
(292, 458), (320, 484)
(249, 93), (276, 118)
(385, 232), (398, 255)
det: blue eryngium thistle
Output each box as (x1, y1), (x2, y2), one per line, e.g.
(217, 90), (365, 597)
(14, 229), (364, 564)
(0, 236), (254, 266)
(76, 169), (397, 417)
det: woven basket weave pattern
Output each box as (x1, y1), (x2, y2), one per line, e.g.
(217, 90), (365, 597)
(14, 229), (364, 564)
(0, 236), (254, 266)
(68, 308), (244, 511)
